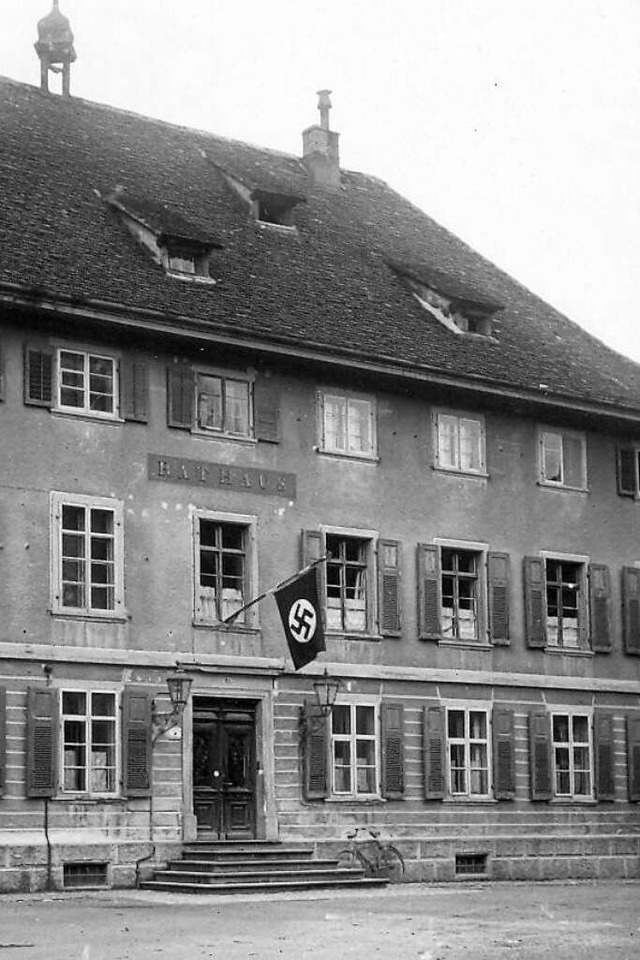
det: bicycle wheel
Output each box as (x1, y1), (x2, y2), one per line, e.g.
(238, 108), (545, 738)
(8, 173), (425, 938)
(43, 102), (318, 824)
(380, 845), (405, 883)
(336, 847), (359, 871)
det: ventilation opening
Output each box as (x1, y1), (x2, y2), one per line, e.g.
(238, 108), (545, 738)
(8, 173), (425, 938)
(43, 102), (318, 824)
(455, 853), (488, 876)
(63, 862), (109, 889)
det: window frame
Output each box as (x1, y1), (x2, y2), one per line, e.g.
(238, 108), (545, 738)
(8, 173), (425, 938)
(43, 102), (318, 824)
(540, 550), (589, 651)
(320, 525), (378, 636)
(432, 409), (487, 476)
(550, 709), (594, 801)
(317, 390), (377, 460)
(50, 492), (125, 619)
(538, 427), (588, 491)
(444, 702), (492, 800)
(434, 538), (489, 645)
(194, 367), (255, 441)
(192, 509), (258, 628)
(329, 697), (381, 800)
(59, 687), (120, 799)
(55, 347), (120, 421)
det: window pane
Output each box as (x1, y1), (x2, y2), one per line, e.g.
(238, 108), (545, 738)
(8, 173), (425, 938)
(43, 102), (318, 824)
(469, 768), (488, 795)
(553, 716), (570, 743)
(437, 415), (458, 469)
(356, 706), (375, 736)
(198, 376), (223, 431)
(469, 712), (486, 740)
(542, 432), (563, 482)
(460, 419), (482, 471)
(347, 399), (372, 454)
(332, 705), (350, 736)
(448, 710), (465, 739)
(92, 693), (115, 717)
(91, 510), (113, 536)
(62, 505), (86, 532)
(225, 379), (251, 436)
(88, 356), (114, 413)
(63, 692), (86, 715)
(323, 395), (346, 450)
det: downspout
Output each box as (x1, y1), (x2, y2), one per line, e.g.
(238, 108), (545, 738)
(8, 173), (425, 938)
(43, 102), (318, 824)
(43, 798), (53, 891)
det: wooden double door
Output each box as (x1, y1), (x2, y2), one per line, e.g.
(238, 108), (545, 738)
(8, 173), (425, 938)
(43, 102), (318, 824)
(192, 698), (257, 839)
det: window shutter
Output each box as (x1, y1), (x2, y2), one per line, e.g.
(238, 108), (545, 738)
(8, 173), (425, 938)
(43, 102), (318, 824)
(122, 687), (152, 797)
(381, 702), (404, 799)
(254, 374), (280, 443)
(589, 563), (611, 653)
(301, 703), (329, 800)
(622, 566), (640, 656)
(492, 706), (516, 800)
(617, 448), (637, 497)
(166, 364), (194, 429)
(423, 703), (446, 800)
(302, 529), (326, 607)
(24, 344), (54, 408)
(528, 711), (552, 801)
(523, 557), (546, 648)
(378, 540), (401, 637)
(626, 715), (640, 802)
(417, 544), (441, 640)
(563, 434), (585, 488)
(0, 687), (6, 796)
(120, 358), (149, 423)
(488, 552), (510, 645)
(594, 711), (616, 801)
(26, 687), (58, 798)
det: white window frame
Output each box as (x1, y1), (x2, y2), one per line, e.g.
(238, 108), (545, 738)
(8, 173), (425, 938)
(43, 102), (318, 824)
(55, 347), (120, 420)
(194, 368), (255, 441)
(317, 390), (377, 459)
(59, 687), (120, 798)
(192, 509), (258, 627)
(538, 427), (587, 490)
(444, 701), (492, 800)
(550, 709), (594, 800)
(435, 538), (489, 644)
(50, 492), (125, 618)
(540, 550), (589, 650)
(320, 525), (378, 636)
(329, 696), (380, 800)
(433, 410), (486, 476)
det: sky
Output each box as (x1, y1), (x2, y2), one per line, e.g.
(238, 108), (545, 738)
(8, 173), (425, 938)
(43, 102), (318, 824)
(2, 1), (640, 363)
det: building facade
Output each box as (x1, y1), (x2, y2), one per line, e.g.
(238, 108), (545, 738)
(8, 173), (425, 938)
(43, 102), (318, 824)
(0, 29), (639, 890)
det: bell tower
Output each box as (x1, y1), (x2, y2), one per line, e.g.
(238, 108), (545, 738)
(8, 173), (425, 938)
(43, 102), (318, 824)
(34, 1), (77, 97)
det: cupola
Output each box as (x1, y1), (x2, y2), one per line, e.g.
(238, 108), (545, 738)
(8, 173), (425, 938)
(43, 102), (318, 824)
(34, 1), (77, 97)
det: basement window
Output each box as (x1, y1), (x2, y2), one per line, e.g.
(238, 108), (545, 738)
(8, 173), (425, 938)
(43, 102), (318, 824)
(455, 853), (488, 876)
(63, 862), (109, 889)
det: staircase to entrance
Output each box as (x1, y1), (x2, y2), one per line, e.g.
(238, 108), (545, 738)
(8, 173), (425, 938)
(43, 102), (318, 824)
(140, 840), (389, 894)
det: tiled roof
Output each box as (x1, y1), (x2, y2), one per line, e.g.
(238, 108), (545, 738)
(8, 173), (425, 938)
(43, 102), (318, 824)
(1, 76), (639, 417)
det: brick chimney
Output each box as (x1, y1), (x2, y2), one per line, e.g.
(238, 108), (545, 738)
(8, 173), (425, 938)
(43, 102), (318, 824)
(34, 1), (77, 97)
(302, 90), (340, 190)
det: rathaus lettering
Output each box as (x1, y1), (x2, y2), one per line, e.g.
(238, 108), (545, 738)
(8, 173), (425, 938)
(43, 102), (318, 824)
(147, 454), (296, 499)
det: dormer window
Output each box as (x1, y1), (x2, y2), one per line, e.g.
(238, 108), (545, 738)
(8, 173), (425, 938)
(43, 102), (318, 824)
(253, 191), (299, 228)
(163, 238), (213, 280)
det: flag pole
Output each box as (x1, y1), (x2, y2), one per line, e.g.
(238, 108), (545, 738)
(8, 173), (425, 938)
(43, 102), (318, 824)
(221, 555), (328, 626)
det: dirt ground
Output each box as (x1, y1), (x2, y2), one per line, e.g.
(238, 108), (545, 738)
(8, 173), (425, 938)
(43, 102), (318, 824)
(0, 880), (638, 960)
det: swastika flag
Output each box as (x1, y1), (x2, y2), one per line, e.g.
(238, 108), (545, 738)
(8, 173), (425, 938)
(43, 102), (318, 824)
(274, 566), (325, 670)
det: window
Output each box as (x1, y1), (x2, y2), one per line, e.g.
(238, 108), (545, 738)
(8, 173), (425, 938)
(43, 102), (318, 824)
(330, 702), (378, 797)
(194, 513), (255, 625)
(318, 392), (376, 458)
(545, 558), (584, 648)
(57, 349), (117, 418)
(617, 446), (640, 498)
(441, 548), (482, 640)
(325, 533), (372, 633)
(551, 713), (592, 799)
(196, 373), (252, 438)
(434, 412), (485, 474)
(446, 707), (490, 798)
(539, 429), (586, 489)
(51, 493), (124, 617)
(61, 690), (118, 796)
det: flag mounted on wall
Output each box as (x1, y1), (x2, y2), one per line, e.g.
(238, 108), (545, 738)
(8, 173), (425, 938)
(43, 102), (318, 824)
(274, 566), (325, 670)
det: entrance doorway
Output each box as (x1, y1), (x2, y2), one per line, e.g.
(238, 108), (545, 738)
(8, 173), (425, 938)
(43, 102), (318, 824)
(192, 698), (257, 839)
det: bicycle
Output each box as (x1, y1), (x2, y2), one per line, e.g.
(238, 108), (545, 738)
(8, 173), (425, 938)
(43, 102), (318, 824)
(337, 827), (405, 882)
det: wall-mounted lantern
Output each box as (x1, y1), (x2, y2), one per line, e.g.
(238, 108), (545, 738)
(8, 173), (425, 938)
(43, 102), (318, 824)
(300, 671), (342, 736)
(152, 669), (193, 742)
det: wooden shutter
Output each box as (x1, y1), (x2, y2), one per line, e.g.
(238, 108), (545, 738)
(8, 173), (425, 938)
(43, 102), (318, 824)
(617, 448), (637, 497)
(254, 374), (280, 443)
(24, 344), (54, 407)
(594, 711), (616, 801)
(523, 557), (546, 648)
(626, 715), (640, 802)
(589, 563), (611, 653)
(528, 711), (552, 801)
(492, 706), (515, 800)
(0, 687), (6, 796)
(488, 552), (510, 645)
(166, 364), (194, 429)
(417, 544), (441, 640)
(381, 702), (404, 799)
(622, 566), (640, 656)
(26, 687), (58, 798)
(423, 703), (446, 800)
(301, 703), (329, 800)
(302, 529), (326, 606)
(378, 540), (401, 637)
(122, 688), (152, 797)
(120, 358), (149, 422)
